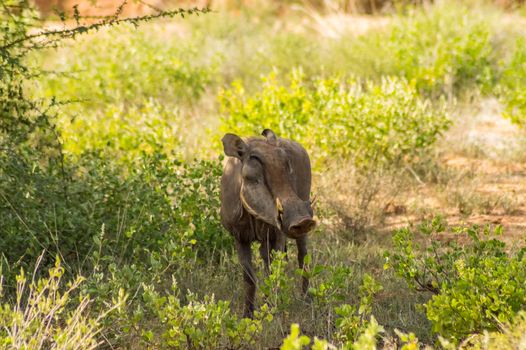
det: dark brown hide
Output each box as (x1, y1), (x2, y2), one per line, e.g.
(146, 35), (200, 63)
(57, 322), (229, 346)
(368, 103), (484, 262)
(220, 129), (315, 317)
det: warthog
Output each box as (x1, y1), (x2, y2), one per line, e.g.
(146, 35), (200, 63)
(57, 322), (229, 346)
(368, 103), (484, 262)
(220, 129), (316, 317)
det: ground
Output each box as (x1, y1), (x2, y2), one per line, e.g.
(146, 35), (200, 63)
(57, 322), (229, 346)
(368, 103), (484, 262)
(378, 98), (526, 244)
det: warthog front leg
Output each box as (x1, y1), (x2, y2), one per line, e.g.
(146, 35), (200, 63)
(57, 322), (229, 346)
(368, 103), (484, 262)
(236, 241), (256, 318)
(260, 230), (287, 274)
(260, 238), (271, 275)
(296, 235), (309, 294)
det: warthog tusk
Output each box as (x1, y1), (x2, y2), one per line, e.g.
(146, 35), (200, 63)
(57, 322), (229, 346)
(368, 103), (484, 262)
(276, 197), (283, 213)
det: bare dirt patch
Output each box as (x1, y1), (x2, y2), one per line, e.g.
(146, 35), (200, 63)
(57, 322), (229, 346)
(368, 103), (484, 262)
(382, 98), (526, 242)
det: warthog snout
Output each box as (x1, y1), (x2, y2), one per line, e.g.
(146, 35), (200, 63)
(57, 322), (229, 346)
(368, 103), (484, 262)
(280, 199), (316, 238)
(289, 217), (316, 236)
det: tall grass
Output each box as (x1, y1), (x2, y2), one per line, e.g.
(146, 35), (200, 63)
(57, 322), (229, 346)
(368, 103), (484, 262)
(0, 257), (124, 349)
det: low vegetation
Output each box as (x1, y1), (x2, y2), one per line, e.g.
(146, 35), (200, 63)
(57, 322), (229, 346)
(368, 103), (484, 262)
(387, 218), (526, 341)
(220, 73), (449, 168)
(1, 0), (526, 348)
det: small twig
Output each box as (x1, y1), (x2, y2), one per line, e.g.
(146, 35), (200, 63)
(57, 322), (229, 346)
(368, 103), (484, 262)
(405, 165), (425, 185)
(1, 7), (211, 51)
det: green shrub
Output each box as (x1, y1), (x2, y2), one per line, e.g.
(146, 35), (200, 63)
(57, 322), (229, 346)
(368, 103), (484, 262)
(220, 71), (449, 169)
(387, 3), (496, 96)
(499, 38), (526, 127)
(386, 219), (526, 342)
(305, 260), (354, 306)
(298, 256), (383, 347)
(56, 100), (186, 162)
(260, 250), (295, 312)
(140, 278), (273, 349)
(329, 1), (498, 97)
(426, 249), (526, 342)
(37, 24), (217, 109)
(0, 0), (215, 276)
(0, 150), (229, 346)
(280, 323), (330, 350)
(332, 274), (383, 347)
(0, 152), (228, 284)
(34, 24), (219, 161)
(279, 317), (384, 350)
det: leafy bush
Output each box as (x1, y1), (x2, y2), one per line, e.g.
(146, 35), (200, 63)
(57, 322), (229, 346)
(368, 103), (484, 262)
(499, 38), (526, 127)
(386, 3), (497, 97)
(0, 0), (223, 288)
(0, 258), (124, 349)
(305, 260), (354, 306)
(330, 1), (499, 97)
(427, 248), (526, 342)
(140, 278), (273, 349)
(34, 23), (219, 161)
(332, 274), (383, 347)
(1, 3), (234, 348)
(390, 312), (526, 350)
(260, 250), (295, 312)
(220, 71), (449, 168)
(0, 152), (228, 283)
(280, 323), (331, 350)
(37, 23), (217, 109)
(279, 317), (384, 350)
(300, 256), (384, 346)
(386, 219), (526, 342)
(55, 100), (186, 162)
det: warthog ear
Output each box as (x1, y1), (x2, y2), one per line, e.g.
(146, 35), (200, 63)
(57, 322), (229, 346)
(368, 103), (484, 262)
(222, 133), (247, 159)
(262, 129), (277, 145)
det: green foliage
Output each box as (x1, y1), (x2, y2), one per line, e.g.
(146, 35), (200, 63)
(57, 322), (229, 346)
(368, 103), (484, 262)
(280, 324), (313, 350)
(395, 330), (423, 350)
(4, 0), (526, 348)
(55, 100), (186, 162)
(328, 1), (498, 97)
(347, 316), (384, 350)
(333, 274), (383, 347)
(387, 219), (526, 342)
(220, 71), (449, 168)
(305, 262), (353, 306)
(499, 38), (526, 127)
(1, 1), (59, 155)
(385, 216), (450, 294)
(298, 254), (386, 345)
(37, 24), (216, 110)
(0, 0), (223, 289)
(279, 317), (384, 350)
(1, 152), (228, 283)
(0, 257), (124, 349)
(140, 278), (272, 349)
(427, 247), (526, 341)
(391, 312), (526, 350)
(386, 3), (496, 96)
(34, 24), (219, 161)
(260, 251), (295, 312)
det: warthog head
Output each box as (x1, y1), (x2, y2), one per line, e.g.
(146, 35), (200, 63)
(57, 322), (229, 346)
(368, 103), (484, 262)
(222, 129), (315, 238)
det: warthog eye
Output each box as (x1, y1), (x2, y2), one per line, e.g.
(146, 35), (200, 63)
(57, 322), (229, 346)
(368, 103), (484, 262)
(243, 155), (263, 182)
(248, 155), (262, 164)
